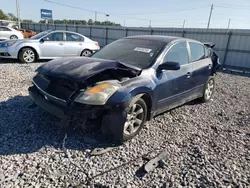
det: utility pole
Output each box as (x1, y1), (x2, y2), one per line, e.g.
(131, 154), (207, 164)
(227, 19), (231, 30)
(124, 20), (126, 27)
(16, 0), (21, 28)
(95, 12), (97, 23)
(207, 4), (214, 29)
(182, 20), (186, 28)
(149, 20), (152, 27)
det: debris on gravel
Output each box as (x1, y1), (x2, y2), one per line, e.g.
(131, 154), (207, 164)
(0, 62), (250, 187)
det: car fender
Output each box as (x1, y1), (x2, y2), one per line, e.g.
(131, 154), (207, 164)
(106, 76), (155, 106)
(16, 42), (41, 57)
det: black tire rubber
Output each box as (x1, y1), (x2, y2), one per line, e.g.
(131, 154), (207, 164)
(200, 76), (215, 103)
(123, 97), (148, 141)
(10, 35), (18, 40)
(81, 49), (93, 57)
(18, 48), (36, 64)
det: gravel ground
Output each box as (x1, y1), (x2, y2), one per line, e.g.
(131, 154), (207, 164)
(0, 62), (250, 188)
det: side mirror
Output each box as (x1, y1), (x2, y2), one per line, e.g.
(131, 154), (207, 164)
(40, 38), (44, 43)
(157, 62), (180, 72)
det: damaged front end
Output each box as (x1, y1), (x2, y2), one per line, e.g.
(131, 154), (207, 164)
(29, 58), (140, 144)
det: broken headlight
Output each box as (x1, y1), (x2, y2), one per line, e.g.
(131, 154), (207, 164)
(74, 82), (120, 105)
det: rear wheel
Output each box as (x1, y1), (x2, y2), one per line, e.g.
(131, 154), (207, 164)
(201, 76), (215, 102)
(18, 48), (36, 63)
(123, 97), (147, 141)
(81, 49), (92, 57)
(10, 35), (18, 40)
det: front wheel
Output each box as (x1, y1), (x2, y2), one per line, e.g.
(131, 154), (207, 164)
(123, 97), (148, 141)
(81, 49), (92, 57)
(18, 48), (36, 63)
(200, 76), (215, 102)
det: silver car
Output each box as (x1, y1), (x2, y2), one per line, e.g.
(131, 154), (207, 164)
(0, 26), (24, 40)
(0, 30), (100, 63)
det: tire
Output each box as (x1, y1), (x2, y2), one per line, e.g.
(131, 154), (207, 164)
(123, 96), (148, 141)
(10, 35), (18, 40)
(81, 49), (92, 57)
(18, 48), (36, 63)
(200, 76), (215, 102)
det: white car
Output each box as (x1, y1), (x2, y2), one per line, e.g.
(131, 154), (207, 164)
(0, 26), (24, 40)
(0, 30), (100, 63)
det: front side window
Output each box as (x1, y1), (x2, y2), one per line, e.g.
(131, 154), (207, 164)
(163, 42), (189, 66)
(189, 42), (205, 62)
(66, 33), (84, 42)
(43, 32), (64, 41)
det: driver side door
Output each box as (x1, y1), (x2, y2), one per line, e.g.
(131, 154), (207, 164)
(155, 41), (193, 113)
(38, 32), (64, 58)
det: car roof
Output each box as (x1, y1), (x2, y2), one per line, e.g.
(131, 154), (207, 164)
(125, 35), (199, 44)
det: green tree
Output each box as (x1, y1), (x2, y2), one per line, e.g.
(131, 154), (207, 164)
(88, 19), (93, 25)
(0, 9), (8, 20)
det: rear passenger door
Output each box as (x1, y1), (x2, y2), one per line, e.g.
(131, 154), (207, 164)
(188, 42), (212, 96)
(0, 27), (11, 39)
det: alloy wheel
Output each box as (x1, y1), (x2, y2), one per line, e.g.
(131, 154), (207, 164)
(124, 103), (144, 136)
(205, 79), (214, 99)
(82, 50), (92, 57)
(23, 50), (35, 63)
(10, 35), (18, 40)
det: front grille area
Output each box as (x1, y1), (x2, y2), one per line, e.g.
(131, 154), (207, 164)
(45, 79), (76, 101)
(33, 74), (78, 101)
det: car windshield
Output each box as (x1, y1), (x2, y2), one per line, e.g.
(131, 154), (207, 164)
(92, 38), (166, 69)
(30, 30), (51, 39)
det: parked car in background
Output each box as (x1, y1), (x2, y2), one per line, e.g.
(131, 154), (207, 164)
(29, 35), (220, 144)
(17, 29), (37, 38)
(0, 26), (24, 40)
(0, 30), (100, 63)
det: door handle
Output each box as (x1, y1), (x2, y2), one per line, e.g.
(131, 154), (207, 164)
(186, 72), (191, 78)
(58, 43), (63, 45)
(78, 43), (82, 46)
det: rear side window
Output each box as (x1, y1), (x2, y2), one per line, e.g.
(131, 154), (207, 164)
(163, 42), (189, 66)
(189, 42), (205, 62)
(66, 33), (84, 42)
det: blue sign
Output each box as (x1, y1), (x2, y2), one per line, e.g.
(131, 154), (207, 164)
(41, 9), (52, 19)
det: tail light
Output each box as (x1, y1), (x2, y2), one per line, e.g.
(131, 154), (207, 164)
(95, 42), (99, 47)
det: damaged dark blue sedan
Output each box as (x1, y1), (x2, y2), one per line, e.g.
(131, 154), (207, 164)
(29, 35), (220, 143)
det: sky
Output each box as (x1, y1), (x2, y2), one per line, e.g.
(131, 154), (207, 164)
(1, 0), (250, 29)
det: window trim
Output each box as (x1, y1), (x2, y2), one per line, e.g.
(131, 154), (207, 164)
(188, 41), (206, 63)
(160, 41), (190, 67)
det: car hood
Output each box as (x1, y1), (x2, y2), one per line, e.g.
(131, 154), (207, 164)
(36, 57), (140, 83)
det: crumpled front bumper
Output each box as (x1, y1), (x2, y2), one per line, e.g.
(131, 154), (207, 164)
(29, 86), (67, 120)
(28, 86), (111, 121)
(28, 85), (127, 144)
